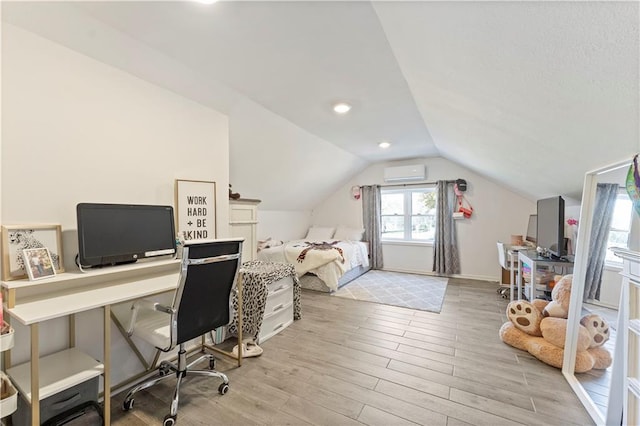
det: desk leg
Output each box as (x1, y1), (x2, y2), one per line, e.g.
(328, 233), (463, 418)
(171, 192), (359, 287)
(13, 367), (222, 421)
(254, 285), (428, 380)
(30, 323), (40, 426)
(69, 315), (76, 348)
(517, 257), (523, 301)
(509, 255), (515, 302)
(103, 306), (111, 425)
(531, 260), (537, 300)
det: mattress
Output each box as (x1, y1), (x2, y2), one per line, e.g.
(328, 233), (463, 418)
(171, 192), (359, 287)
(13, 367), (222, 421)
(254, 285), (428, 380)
(257, 239), (369, 292)
(299, 264), (371, 293)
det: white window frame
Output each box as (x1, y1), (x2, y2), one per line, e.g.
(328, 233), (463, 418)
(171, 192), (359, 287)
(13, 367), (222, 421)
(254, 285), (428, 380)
(605, 191), (633, 266)
(380, 186), (436, 243)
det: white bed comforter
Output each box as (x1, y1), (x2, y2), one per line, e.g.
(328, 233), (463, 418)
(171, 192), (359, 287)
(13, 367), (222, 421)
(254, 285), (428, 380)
(257, 240), (369, 291)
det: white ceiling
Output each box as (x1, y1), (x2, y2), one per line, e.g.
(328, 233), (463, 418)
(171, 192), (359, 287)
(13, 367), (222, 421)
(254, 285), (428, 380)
(3, 1), (639, 206)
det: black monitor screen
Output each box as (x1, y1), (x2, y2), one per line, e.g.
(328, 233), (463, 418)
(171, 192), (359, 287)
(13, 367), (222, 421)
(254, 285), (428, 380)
(536, 196), (565, 258)
(77, 203), (176, 268)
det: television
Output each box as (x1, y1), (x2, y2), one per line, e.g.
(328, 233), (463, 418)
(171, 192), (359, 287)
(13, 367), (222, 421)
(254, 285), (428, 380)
(77, 203), (176, 268)
(536, 196), (565, 258)
(525, 214), (537, 245)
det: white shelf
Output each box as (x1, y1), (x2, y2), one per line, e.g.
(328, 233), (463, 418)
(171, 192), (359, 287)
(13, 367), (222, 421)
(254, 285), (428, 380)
(7, 348), (104, 403)
(1, 258), (179, 291)
(7, 271), (179, 325)
(6, 348), (103, 403)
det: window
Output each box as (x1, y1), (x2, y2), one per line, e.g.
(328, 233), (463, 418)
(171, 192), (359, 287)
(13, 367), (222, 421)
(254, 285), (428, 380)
(381, 187), (436, 242)
(605, 192), (633, 264)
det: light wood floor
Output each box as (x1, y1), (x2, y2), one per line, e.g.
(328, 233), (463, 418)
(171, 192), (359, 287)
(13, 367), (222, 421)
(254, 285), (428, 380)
(109, 278), (595, 425)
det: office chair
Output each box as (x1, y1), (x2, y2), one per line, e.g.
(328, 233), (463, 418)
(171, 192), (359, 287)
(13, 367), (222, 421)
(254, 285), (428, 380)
(496, 241), (514, 300)
(122, 238), (244, 426)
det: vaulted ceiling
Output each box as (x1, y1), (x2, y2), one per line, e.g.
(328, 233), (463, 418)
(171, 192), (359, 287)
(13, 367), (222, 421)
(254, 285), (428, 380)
(3, 1), (638, 208)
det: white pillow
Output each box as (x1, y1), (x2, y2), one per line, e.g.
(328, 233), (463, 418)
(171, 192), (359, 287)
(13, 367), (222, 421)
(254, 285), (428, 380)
(334, 226), (365, 241)
(305, 226), (335, 240)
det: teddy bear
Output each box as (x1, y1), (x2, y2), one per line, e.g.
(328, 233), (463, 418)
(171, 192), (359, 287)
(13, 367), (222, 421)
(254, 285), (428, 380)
(499, 274), (612, 373)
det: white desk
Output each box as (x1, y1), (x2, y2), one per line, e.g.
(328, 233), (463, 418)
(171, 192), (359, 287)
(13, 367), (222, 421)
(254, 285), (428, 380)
(515, 250), (573, 300)
(1, 258), (244, 425)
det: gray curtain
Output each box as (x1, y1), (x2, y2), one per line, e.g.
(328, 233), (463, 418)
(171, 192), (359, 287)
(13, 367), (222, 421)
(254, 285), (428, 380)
(362, 185), (383, 269)
(583, 183), (619, 301)
(433, 181), (460, 275)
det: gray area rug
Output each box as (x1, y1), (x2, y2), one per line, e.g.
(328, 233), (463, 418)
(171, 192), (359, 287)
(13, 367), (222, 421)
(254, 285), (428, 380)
(332, 270), (448, 313)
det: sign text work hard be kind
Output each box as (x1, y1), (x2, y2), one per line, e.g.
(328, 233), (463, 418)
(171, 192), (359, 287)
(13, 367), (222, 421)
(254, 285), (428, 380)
(184, 195), (209, 239)
(175, 180), (216, 242)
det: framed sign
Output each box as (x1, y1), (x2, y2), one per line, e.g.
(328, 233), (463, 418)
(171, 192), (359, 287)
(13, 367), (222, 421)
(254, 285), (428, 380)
(175, 179), (217, 241)
(1, 224), (65, 281)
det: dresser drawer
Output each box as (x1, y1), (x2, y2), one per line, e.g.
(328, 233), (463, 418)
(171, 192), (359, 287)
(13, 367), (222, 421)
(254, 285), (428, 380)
(264, 279), (293, 316)
(259, 302), (294, 344)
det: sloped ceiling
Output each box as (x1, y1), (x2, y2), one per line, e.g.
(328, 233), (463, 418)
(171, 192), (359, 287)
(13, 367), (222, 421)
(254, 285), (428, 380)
(2, 1), (638, 208)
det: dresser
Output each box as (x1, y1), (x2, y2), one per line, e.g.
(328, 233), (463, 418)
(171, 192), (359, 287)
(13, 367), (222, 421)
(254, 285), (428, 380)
(259, 274), (295, 343)
(608, 248), (640, 425)
(229, 199), (261, 262)
(228, 261), (300, 345)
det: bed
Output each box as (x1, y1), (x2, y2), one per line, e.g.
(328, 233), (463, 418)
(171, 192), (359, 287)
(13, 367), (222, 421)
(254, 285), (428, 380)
(256, 226), (370, 292)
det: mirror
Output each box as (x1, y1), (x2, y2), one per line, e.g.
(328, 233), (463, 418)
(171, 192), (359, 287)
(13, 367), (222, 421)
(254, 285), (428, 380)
(563, 158), (639, 424)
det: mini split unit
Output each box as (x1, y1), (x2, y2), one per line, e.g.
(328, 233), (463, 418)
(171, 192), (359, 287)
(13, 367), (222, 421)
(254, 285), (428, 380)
(383, 164), (426, 182)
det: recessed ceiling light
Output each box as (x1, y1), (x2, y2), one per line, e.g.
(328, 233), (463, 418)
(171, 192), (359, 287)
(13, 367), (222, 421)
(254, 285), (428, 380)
(333, 102), (352, 114)
(379, 142), (391, 149)
(196, 0), (218, 4)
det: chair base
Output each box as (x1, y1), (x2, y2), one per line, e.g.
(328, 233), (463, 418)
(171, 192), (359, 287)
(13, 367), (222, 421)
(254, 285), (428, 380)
(497, 284), (511, 299)
(122, 344), (229, 424)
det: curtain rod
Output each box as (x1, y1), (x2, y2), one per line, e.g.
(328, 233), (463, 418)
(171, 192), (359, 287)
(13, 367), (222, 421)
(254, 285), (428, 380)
(359, 180), (457, 188)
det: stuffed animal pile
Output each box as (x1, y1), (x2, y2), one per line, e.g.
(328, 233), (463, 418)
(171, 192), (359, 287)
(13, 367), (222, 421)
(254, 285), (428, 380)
(499, 275), (612, 373)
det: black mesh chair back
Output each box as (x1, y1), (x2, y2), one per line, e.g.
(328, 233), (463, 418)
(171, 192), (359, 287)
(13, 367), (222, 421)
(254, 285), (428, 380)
(123, 238), (244, 424)
(173, 239), (243, 345)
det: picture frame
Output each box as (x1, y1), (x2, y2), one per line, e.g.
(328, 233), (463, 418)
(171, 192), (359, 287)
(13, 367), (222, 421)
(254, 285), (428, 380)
(22, 247), (56, 281)
(1, 224), (65, 281)
(174, 179), (217, 241)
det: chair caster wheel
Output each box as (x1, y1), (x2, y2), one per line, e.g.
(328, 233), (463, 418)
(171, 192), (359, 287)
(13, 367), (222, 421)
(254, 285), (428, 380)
(218, 383), (229, 395)
(159, 364), (171, 376)
(122, 398), (134, 411)
(209, 357), (216, 370)
(163, 414), (177, 426)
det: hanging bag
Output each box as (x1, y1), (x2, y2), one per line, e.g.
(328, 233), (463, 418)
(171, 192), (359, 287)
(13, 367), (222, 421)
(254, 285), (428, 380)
(454, 184), (473, 219)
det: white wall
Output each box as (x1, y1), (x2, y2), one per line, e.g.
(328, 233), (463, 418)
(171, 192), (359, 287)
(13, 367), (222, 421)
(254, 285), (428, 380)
(312, 157), (536, 280)
(258, 210), (311, 242)
(229, 98), (367, 211)
(2, 25), (229, 385)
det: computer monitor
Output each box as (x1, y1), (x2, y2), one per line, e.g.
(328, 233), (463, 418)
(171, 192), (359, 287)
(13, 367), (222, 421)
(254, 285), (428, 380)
(525, 214), (537, 245)
(536, 196), (566, 258)
(77, 203), (177, 268)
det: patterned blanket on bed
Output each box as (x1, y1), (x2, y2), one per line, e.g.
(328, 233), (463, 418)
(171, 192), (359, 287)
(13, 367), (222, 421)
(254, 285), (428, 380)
(284, 241), (348, 277)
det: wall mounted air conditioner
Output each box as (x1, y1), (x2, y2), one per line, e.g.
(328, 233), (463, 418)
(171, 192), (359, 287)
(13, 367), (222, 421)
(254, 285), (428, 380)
(383, 164), (426, 182)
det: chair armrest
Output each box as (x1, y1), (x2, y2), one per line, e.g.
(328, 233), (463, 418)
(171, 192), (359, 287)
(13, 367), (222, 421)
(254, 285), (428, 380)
(127, 299), (175, 336)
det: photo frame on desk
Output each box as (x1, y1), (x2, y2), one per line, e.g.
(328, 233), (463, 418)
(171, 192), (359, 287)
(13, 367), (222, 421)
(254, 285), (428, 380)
(1, 224), (65, 281)
(174, 179), (217, 241)
(23, 247), (56, 280)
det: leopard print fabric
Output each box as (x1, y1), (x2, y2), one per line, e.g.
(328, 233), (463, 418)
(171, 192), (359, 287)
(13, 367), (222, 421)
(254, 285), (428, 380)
(228, 260), (301, 340)
(296, 241), (344, 263)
